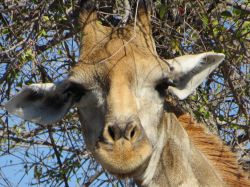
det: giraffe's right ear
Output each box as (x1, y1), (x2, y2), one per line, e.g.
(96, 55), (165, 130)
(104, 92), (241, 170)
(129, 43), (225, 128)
(5, 81), (86, 125)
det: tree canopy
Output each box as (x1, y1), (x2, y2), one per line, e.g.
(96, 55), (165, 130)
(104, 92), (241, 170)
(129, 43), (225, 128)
(0, 0), (249, 186)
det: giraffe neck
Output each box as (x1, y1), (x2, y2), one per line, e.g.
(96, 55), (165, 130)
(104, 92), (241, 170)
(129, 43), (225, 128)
(135, 112), (225, 187)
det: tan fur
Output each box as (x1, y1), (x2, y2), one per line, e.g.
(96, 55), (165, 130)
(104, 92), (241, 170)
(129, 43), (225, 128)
(177, 113), (250, 187)
(95, 137), (152, 175)
(6, 1), (249, 186)
(75, 2), (250, 186)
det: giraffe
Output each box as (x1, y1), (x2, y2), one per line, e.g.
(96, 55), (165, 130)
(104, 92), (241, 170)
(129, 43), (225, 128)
(5, 0), (249, 186)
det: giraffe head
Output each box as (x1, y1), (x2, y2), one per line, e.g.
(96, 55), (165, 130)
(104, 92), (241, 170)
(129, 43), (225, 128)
(5, 0), (224, 177)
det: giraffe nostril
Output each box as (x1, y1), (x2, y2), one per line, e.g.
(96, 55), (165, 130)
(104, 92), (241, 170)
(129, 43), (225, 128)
(130, 126), (136, 139)
(108, 125), (116, 141)
(103, 119), (142, 142)
(107, 125), (121, 141)
(124, 122), (140, 141)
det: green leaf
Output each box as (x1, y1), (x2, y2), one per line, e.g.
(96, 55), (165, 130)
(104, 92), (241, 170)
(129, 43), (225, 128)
(42, 15), (50, 22)
(2, 29), (9, 34)
(24, 49), (34, 61)
(201, 15), (209, 27)
(171, 39), (180, 53)
(159, 5), (168, 19)
(241, 21), (250, 36)
(39, 29), (47, 37)
(191, 31), (199, 42)
(198, 106), (210, 119)
(218, 115), (224, 121)
(58, 49), (63, 55)
(212, 20), (219, 27)
(233, 8), (248, 16)
(221, 11), (232, 18)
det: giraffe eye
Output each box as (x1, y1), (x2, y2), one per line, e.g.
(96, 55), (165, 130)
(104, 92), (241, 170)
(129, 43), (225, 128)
(64, 82), (87, 102)
(155, 79), (174, 97)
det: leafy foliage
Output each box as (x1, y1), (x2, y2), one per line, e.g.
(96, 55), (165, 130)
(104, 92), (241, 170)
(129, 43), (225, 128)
(0, 0), (249, 186)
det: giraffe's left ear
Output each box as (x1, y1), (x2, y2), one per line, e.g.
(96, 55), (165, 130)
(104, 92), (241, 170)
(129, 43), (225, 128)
(165, 52), (225, 100)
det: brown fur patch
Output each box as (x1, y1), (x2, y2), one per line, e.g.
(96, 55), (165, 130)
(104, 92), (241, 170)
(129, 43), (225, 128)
(177, 113), (250, 187)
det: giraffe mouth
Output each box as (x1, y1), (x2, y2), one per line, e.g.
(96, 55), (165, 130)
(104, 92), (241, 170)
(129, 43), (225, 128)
(94, 136), (152, 175)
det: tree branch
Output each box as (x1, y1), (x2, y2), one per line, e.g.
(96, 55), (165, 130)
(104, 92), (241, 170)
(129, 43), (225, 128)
(225, 0), (250, 14)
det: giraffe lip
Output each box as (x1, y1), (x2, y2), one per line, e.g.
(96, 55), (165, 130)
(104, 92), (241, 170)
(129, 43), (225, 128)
(95, 136), (114, 150)
(93, 137), (153, 176)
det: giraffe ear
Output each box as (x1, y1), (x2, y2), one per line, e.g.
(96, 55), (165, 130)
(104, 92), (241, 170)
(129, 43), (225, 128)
(5, 81), (86, 125)
(165, 52), (225, 100)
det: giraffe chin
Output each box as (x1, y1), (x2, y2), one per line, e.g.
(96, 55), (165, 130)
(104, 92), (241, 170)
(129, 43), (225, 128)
(94, 138), (152, 176)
